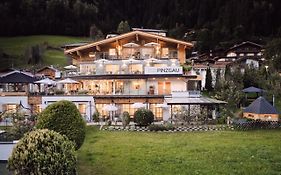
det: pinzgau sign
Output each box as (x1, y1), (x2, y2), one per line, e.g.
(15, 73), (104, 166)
(144, 66), (183, 74)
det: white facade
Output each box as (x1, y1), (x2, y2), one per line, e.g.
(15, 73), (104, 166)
(0, 95), (95, 121)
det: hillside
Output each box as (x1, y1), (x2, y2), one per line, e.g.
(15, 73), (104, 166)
(0, 35), (88, 69)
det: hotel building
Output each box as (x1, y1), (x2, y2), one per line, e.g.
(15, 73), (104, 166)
(0, 30), (225, 122)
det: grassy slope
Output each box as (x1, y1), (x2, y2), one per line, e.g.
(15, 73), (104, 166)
(78, 126), (281, 175)
(0, 35), (87, 67)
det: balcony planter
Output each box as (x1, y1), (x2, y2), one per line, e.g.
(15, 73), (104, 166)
(149, 86), (155, 95)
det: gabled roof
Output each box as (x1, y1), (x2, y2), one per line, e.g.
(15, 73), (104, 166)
(244, 96), (279, 114)
(64, 31), (193, 54)
(0, 70), (37, 83)
(37, 66), (59, 73)
(242, 86), (264, 93)
(227, 41), (262, 52)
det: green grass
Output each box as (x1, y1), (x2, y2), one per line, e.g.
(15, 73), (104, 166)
(78, 127), (281, 175)
(0, 35), (87, 67)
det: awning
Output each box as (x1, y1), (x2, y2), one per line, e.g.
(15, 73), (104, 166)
(165, 97), (227, 105)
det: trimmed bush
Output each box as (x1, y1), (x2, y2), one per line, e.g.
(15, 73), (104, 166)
(122, 111), (130, 127)
(92, 109), (100, 122)
(134, 108), (154, 126)
(36, 100), (86, 150)
(148, 123), (175, 131)
(233, 119), (281, 130)
(8, 129), (76, 174)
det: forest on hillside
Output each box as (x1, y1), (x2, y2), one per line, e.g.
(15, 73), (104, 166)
(1, 0), (281, 51)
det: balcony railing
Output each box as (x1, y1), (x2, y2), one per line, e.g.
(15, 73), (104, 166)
(171, 91), (201, 98)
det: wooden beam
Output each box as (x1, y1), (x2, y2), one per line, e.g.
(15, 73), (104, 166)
(96, 45), (101, 51)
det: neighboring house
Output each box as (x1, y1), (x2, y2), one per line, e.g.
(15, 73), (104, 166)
(188, 41), (264, 89)
(243, 96), (279, 121)
(190, 63), (227, 90)
(37, 66), (61, 79)
(222, 41), (264, 68)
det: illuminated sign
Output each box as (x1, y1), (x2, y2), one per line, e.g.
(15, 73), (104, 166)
(144, 66), (183, 74)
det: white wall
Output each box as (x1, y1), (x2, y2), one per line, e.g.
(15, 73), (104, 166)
(171, 79), (187, 92)
(0, 141), (18, 161)
(42, 96), (95, 121)
(0, 96), (29, 113)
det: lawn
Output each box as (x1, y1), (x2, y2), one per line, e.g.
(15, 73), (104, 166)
(78, 126), (281, 175)
(0, 35), (88, 68)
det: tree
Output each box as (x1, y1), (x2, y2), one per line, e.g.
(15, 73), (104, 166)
(265, 38), (281, 71)
(8, 129), (76, 174)
(214, 69), (221, 91)
(36, 100), (86, 150)
(117, 20), (130, 34)
(205, 67), (213, 91)
(134, 108), (154, 126)
(89, 24), (104, 41)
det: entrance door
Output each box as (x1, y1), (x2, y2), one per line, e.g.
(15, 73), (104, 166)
(164, 82), (171, 94)
(158, 82), (164, 95)
(158, 81), (171, 95)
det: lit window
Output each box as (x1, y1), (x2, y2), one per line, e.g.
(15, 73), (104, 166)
(247, 53), (255, 56)
(227, 52), (237, 57)
(78, 104), (86, 115)
(109, 49), (116, 56)
(6, 104), (18, 113)
(161, 48), (169, 58)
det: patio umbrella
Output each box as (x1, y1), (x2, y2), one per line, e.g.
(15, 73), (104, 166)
(103, 104), (118, 121)
(64, 65), (77, 70)
(123, 42), (139, 48)
(123, 42), (139, 57)
(57, 78), (79, 84)
(103, 104), (118, 111)
(94, 59), (111, 64)
(156, 103), (169, 108)
(123, 58), (141, 64)
(35, 78), (56, 85)
(57, 78), (79, 93)
(144, 42), (160, 47)
(132, 102), (146, 109)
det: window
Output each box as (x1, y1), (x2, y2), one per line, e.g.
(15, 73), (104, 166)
(247, 53), (255, 56)
(6, 104), (18, 113)
(227, 52), (237, 57)
(161, 48), (169, 58)
(78, 104), (86, 116)
(33, 105), (42, 114)
(149, 104), (163, 121)
(109, 49), (116, 56)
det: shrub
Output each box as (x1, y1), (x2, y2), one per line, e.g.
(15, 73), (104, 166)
(134, 108), (154, 126)
(148, 123), (175, 131)
(1, 112), (36, 140)
(8, 129), (76, 174)
(92, 109), (100, 122)
(233, 119), (281, 130)
(122, 111), (130, 127)
(36, 100), (86, 150)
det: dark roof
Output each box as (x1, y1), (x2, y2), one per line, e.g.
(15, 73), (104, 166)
(227, 41), (263, 52)
(244, 96), (279, 114)
(37, 66), (59, 73)
(0, 70), (37, 83)
(242, 86), (264, 93)
(62, 42), (89, 49)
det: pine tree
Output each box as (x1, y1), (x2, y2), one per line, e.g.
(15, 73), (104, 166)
(117, 20), (130, 34)
(205, 67), (213, 91)
(214, 69), (221, 91)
